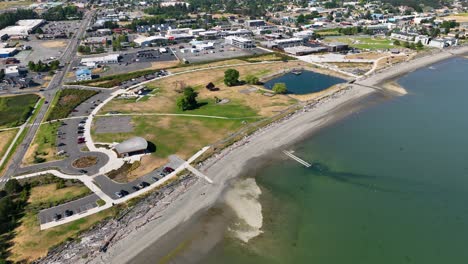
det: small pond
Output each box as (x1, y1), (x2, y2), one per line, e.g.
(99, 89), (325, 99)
(264, 70), (346, 94)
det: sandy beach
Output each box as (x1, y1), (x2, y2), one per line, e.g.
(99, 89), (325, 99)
(39, 46), (468, 264)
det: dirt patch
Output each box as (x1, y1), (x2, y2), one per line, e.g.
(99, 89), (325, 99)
(0, 129), (17, 157)
(72, 156), (98, 168)
(150, 60), (180, 70)
(40, 40), (67, 48)
(345, 52), (387, 60)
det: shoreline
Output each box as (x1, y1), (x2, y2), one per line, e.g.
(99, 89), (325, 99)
(38, 46), (468, 263)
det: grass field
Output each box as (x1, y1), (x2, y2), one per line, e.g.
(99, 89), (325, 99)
(0, 129), (18, 159)
(0, 94), (39, 128)
(0, 0), (34, 9)
(46, 89), (98, 121)
(23, 122), (61, 165)
(93, 61), (302, 178)
(324, 36), (394, 50)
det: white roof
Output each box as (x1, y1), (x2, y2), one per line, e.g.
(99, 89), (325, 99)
(81, 54), (120, 63)
(225, 36), (252, 43)
(0, 48), (16, 54)
(274, 37), (303, 44)
(0, 19), (44, 36)
(115, 137), (148, 154)
(133, 35), (166, 44)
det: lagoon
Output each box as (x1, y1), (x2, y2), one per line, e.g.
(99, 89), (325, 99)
(264, 70), (346, 94)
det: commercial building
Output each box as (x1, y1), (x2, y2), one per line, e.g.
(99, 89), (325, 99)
(81, 54), (120, 66)
(245, 20), (266, 28)
(5, 65), (20, 77)
(272, 37), (304, 49)
(428, 38), (458, 48)
(114, 137), (148, 157)
(133, 35), (167, 46)
(75, 68), (92, 81)
(167, 28), (191, 35)
(225, 36), (255, 49)
(0, 48), (18, 58)
(0, 19), (45, 37)
(293, 30), (315, 40)
(326, 42), (349, 52)
(284, 46), (328, 56)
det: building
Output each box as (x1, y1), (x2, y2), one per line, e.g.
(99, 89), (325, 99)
(284, 46), (328, 56)
(4, 65), (19, 77)
(0, 48), (18, 58)
(428, 38), (458, 48)
(75, 68), (92, 81)
(167, 28), (191, 35)
(245, 20), (266, 28)
(415, 35), (430, 45)
(391, 32), (417, 42)
(133, 35), (167, 46)
(80, 54), (120, 66)
(225, 36), (255, 49)
(326, 42), (349, 52)
(273, 38), (304, 49)
(114, 137), (148, 157)
(0, 19), (45, 38)
(293, 30), (315, 40)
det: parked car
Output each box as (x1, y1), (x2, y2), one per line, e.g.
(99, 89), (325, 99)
(64, 210), (73, 217)
(53, 213), (62, 221)
(163, 167), (174, 173)
(115, 191), (123, 198)
(132, 186), (140, 191)
(138, 181), (150, 188)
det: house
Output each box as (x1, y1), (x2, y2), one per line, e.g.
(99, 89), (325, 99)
(75, 68), (92, 81)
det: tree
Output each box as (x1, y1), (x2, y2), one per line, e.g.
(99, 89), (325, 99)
(0, 69), (4, 81)
(245, 75), (259, 85)
(224, 69), (239, 86)
(272, 83), (287, 94)
(4, 179), (22, 195)
(416, 40), (424, 50)
(176, 87), (199, 111)
(393, 40), (401, 46)
(403, 41), (411, 48)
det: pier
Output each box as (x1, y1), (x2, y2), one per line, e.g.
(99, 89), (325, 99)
(283, 150), (312, 168)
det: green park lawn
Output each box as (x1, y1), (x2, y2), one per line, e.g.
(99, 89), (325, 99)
(324, 36), (394, 50)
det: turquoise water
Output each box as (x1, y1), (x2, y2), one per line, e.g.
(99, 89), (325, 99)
(264, 71), (346, 94)
(200, 57), (468, 263)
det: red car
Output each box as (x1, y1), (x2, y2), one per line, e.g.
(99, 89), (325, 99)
(163, 167), (174, 173)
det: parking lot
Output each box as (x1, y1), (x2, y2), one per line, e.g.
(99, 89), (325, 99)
(95, 155), (185, 199)
(12, 39), (69, 67)
(120, 48), (176, 64)
(173, 41), (268, 63)
(40, 20), (81, 38)
(39, 194), (100, 224)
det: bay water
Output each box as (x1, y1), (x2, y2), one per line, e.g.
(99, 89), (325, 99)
(199, 57), (468, 263)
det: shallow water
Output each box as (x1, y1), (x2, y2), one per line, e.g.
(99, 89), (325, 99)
(264, 70), (346, 94)
(198, 57), (468, 263)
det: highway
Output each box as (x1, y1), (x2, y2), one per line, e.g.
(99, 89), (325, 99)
(0, 10), (95, 184)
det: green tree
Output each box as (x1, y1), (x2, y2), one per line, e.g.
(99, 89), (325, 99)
(177, 87), (199, 111)
(393, 39), (401, 46)
(224, 69), (239, 86)
(245, 75), (259, 85)
(272, 83), (287, 94)
(416, 40), (424, 50)
(0, 69), (5, 81)
(4, 179), (22, 195)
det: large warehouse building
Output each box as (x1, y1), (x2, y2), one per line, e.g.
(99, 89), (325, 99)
(0, 19), (45, 38)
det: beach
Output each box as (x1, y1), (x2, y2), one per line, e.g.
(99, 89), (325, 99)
(39, 46), (468, 264)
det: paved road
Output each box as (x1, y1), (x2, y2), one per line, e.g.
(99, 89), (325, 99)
(0, 10), (95, 184)
(39, 194), (100, 224)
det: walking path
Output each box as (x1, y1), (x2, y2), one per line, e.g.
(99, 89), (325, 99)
(14, 146), (210, 230)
